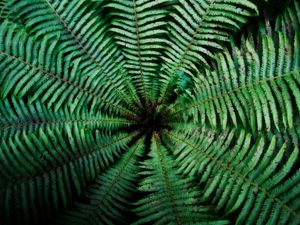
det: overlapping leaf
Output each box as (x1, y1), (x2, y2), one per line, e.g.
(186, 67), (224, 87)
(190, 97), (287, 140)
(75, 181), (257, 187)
(0, 0), (299, 224)
(158, 0), (258, 104)
(165, 128), (300, 224)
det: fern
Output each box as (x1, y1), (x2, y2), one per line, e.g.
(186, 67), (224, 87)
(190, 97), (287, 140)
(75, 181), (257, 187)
(0, 0), (299, 224)
(170, 26), (300, 134)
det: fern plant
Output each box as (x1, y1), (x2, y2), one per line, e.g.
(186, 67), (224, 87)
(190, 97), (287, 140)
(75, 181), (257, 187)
(0, 0), (300, 224)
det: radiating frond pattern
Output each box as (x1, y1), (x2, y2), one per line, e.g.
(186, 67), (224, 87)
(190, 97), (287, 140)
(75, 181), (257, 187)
(0, 0), (299, 224)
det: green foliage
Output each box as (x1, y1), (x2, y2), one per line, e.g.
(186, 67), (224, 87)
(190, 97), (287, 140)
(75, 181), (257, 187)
(0, 0), (299, 225)
(53, 139), (145, 225)
(165, 128), (300, 224)
(134, 135), (228, 224)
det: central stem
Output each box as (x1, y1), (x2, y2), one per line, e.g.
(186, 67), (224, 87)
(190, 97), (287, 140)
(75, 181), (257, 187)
(138, 104), (163, 135)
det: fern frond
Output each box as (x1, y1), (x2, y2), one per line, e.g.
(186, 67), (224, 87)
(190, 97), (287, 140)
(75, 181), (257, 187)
(0, 97), (134, 138)
(133, 134), (229, 225)
(1, 129), (136, 185)
(158, 0), (258, 104)
(276, 0), (300, 36)
(0, 0), (10, 20)
(1, 0), (300, 224)
(0, 129), (136, 224)
(107, 0), (170, 102)
(52, 138), (145, 225)
(8, 0), (142, 109)
(170, 23), (300, 139)
(0, 20), (137, 117)
(165, 129), (300, 224)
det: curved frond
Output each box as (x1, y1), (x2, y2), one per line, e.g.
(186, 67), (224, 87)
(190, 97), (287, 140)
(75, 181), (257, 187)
(158, 0), (258, 104)
(0, 21), (136, 117)
(170, 21), (300, 141)
(107, 0), (170, 102)
(0, 97), (134, 138)
(0, 0), (299, 224)
(8, 0), (141, 109)
(0, 128), (136, 224)
(165, 129), (300, 224)
(52, 138), (145, 225)
(133, 134), (229, 225)
(0, 0), (10, 20)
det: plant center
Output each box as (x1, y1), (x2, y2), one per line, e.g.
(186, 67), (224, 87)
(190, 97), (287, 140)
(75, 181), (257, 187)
(127, 103), (171, 137)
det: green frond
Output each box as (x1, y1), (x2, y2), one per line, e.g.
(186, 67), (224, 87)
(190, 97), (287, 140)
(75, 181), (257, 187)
(8, 0), (142, 110)
(158, 0), (258, 104)
(52, 138), (145, 225)
(276, 0), (300, 36)
(170, 18), (300, 141)
(0, 128), (136, 224)
(0, 20), (137, 117)
(0, 0), (10, 20)
(106, 0), (170, 103)
(165, 129), (300, 224)
(133, 135), (229, 225)
(0, 97), (134, 138)
(1, 0), (300, 224)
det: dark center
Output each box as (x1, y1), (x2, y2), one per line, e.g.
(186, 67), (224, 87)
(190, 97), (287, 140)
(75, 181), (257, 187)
(139, 107), (163, 134)
(126, 103), (172, 137)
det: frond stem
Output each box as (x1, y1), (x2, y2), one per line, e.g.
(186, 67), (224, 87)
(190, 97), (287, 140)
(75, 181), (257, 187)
(44, 0), (140, 111)
(169, 70), (300, 116)
(1, 132), (138, 189)
(158, 0), (215, 105)
(0, 50), (137, 118)
(166, 131), (300, 219)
